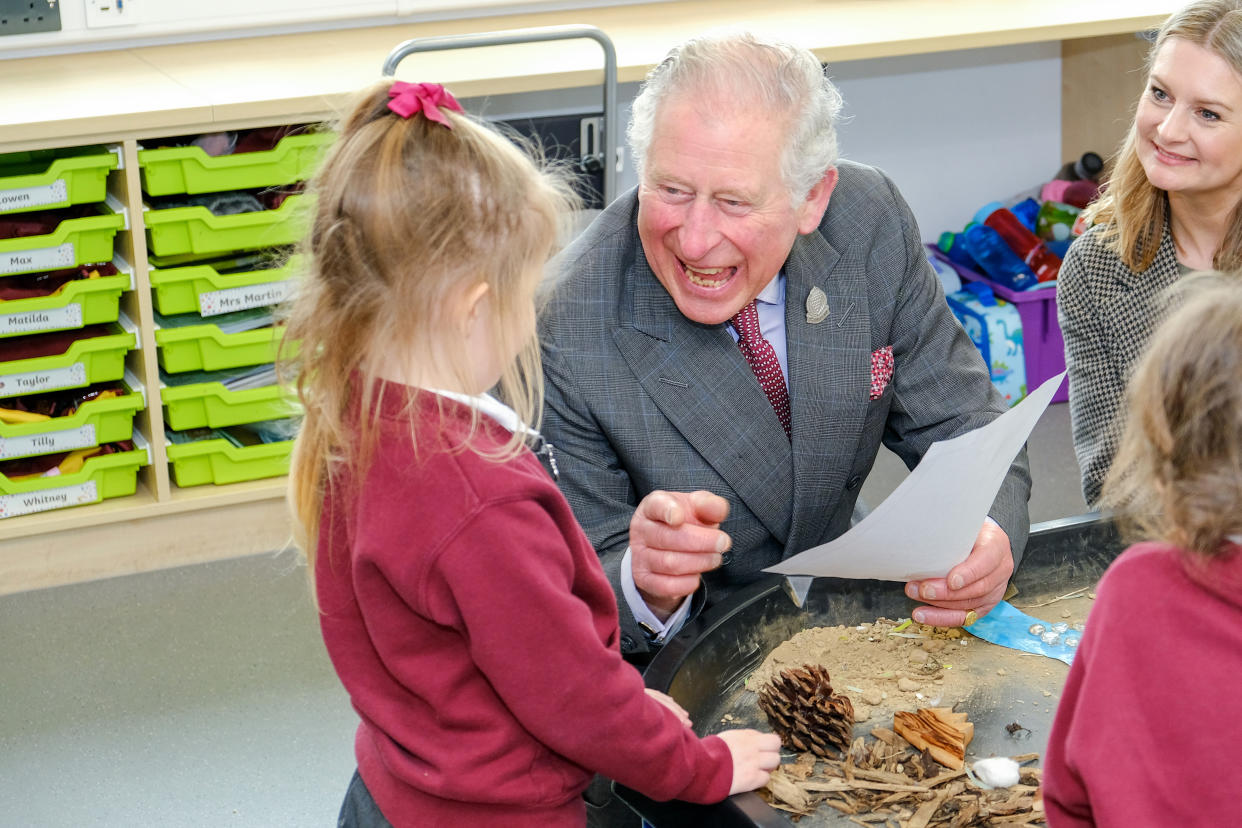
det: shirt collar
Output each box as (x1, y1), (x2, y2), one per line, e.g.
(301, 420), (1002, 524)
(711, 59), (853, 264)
(756, 272), (785, 308)
(430, 389), (536, 439)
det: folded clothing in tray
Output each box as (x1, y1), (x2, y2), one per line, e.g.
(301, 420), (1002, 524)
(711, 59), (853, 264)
(161, 363), (276, 390)
(165, 417), (298, 447)
(0, 324), (112, 362)
(0, 205), (99, 240)
(0, 439), (133, 480)
(148, 184), (303, 216)
(0, 262), (119, 302)
(155, 307), (273, 334)
(0, 382), (125, 424)
(148, 124), (311, 157)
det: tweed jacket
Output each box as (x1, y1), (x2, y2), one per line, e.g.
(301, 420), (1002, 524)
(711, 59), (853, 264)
(1057, 222), (1181, 508)
(538, 161), (1032, 656)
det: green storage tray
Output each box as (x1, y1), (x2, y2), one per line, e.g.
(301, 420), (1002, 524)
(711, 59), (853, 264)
(0, 146), (121, 215)
(138, 133), (331, 196)
(0, 197), (126, 277)
(162, 379), (298, 431)
(143, 194), (310, 258)
(0, 438), (147, 519)
(0, 264), (131, 338)
(149, 255), (301, 316)
(167, 436), (292, 487)
(0, 373), (144, 460)
(155, 321), (284, 373)
(0, 322), (136, 399)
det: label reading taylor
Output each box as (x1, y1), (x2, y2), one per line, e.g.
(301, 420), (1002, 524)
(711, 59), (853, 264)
(0, 303), (83, 336)
(1, 242), (75, 275)
(0, 424), (97, 460)
(199, 280), (293, 316)
(0, 480), (99, 519)
(0, 179), (67, 212)
(0, 362), (87, 398)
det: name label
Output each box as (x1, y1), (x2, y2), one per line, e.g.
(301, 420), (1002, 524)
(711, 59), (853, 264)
(0, 179), (67, 212)
(0, 304), (83, 336)
(1, 243), (75, 275)
(199, 279), (294, 316)
(0, 362), (87, 398)
(0, 480), (99, 519)
(0, 424), (97, 460)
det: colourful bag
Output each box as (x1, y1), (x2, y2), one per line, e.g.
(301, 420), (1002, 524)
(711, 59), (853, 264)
(946, 282), (1027, 406)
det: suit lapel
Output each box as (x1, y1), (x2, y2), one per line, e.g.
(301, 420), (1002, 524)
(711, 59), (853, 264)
(783, 230), (872, 556)
(613, 255), (795, 544)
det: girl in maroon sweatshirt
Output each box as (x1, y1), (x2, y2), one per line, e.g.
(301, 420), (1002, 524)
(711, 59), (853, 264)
(283, 80), (781, 828)
(1044, 273), (1242, 826)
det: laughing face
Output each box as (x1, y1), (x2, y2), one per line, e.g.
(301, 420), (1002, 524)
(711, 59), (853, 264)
(1137, 37), (1242, 205)
(636, 92), (835, 326)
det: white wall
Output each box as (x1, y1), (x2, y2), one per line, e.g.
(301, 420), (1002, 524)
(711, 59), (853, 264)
(468, 41), (1062, 244)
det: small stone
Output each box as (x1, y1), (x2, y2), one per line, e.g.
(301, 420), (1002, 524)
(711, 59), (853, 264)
(1061, 609), (1072, 618)
(863, 688), (884, 706)
(922, 640), (945, 652)
(909, 650), (929, 664)
(897, 678), (921, 692)
(854, 705), (872, 722)
(1043, 691), (1052, 697)
(996, 668), (1008, 676)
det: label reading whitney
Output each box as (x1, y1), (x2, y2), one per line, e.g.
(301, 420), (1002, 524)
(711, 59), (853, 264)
(0, 480), (99, 519)
(199, 280), (293, 317)
(0, 179), (67, 212)
(0, 303), (83, 336)
(0, 424), (97, 460)
(0, 362), (87, 398)
(1, 242), (75, 275)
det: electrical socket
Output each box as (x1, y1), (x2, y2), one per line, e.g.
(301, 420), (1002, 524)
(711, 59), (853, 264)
(83, 0), (135, 28)
(0, 1), (62, 37)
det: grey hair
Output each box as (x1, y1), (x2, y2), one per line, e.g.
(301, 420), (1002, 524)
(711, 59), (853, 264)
(627, 32), (844, 202)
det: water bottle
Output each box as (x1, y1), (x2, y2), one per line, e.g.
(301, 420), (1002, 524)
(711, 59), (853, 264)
(1036, 200), (1081, 242)
(1054, 151), (1104, 182)
(980, 206), (1063, 283)
(961, 224), (1039, 291)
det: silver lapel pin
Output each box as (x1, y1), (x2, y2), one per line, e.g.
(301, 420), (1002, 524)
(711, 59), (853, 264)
(806, 286), (829, 324)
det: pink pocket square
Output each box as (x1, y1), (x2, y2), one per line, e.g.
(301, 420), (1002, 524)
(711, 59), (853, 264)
(869, 346), (894, 400)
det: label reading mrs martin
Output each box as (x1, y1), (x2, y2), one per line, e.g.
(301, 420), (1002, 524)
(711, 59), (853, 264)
(1, 243), (75, 275)
(199, 279), (294, 317)
(0, 480), (98, 520)
(0, 424), (96, 460)
(0, 179), (68, 212)
(0, 303), (83, 336)
(0, 362), (87, 398)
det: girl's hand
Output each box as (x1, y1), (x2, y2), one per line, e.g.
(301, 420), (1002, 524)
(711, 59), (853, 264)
(644, 688), (692, 728)
(717, 729), (782, 795)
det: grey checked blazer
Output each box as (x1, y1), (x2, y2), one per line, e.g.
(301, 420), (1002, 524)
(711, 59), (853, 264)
(1057, 221), (1181, 508)
(539, 161), (1032, 656)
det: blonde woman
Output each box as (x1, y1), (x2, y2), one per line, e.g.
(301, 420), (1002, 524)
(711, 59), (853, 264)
(1058, 0), (1242, 506)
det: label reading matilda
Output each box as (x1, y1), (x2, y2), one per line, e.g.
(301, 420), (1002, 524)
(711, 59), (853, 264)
(0, 303), (83, 336)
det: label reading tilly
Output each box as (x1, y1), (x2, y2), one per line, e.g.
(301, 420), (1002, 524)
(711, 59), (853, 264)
(0, 424), (97, 460)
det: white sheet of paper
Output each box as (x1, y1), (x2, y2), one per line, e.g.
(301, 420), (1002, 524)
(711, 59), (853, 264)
(766, 371), (1065, 582)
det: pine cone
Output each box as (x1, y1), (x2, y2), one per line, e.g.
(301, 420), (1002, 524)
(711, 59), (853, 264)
(757, 664), (855, 758)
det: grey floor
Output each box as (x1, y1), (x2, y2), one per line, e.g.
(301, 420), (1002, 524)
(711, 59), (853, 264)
(0, 403), (1087, 828)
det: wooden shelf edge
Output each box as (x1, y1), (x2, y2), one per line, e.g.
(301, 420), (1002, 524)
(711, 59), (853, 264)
(0, 477), (288, 542)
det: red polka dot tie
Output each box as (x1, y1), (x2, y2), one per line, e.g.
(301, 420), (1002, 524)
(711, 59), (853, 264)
(731, 300), (791, 440)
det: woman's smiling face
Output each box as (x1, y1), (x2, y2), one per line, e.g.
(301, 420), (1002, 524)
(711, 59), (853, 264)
(1137, 37), (1242, 206)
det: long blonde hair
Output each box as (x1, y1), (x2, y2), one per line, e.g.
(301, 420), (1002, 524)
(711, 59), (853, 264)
(1085, 0), (1242, 272)
(282, 82), (577, 568)
(1102, 272), (1242, 555)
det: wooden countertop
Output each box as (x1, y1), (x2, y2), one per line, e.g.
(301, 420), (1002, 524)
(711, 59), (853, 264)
(3, 0), (1176, 152)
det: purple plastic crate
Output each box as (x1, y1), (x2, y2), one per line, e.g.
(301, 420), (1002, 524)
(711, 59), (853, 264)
(929, 245), (1069, 404)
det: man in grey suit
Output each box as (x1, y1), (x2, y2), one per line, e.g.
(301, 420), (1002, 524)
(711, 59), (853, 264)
(539, 32), (1031, 666)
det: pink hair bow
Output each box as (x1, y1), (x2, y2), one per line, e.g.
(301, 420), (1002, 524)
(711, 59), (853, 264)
(386, 81), (464, 128)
